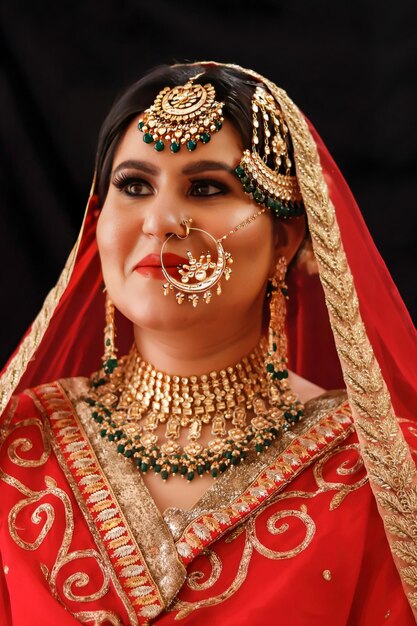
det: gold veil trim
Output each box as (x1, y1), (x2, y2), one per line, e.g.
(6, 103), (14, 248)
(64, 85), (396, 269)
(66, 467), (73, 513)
(1, 62), (416, 615)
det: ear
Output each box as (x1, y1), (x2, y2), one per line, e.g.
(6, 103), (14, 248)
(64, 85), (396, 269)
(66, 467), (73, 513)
(269, 215), (307, 275)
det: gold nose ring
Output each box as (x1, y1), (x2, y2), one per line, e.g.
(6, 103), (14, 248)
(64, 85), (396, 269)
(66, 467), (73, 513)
(178, 218), (193, 239)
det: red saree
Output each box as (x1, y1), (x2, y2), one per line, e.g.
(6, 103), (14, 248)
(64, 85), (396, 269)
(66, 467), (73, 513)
(1, 380), (416, 625)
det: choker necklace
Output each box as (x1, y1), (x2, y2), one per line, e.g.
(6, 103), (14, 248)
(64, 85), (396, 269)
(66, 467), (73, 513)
(84, 341), (304, 482)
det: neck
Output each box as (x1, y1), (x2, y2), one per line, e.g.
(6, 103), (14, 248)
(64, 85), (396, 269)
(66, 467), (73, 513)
(133, 306), (264, 376)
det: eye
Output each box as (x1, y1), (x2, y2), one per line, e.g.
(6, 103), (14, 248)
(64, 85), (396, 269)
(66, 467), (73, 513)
(112, 174), (153, 197)
(189, 180), (228, 197)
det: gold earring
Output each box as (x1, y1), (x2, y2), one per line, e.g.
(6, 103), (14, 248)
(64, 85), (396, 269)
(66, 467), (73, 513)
(103, 293), (118, 374)
(265, 256), (289, 382)
(160, 222), (233, 307)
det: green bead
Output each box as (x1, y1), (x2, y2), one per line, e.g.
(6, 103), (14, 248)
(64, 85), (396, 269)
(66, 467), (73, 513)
(154, 464), (161, 473)
(243, 183), (255, 193)
(266, 363), (275, 373)
(212, 468), (219, 478)
(225, 451), (232, 460)
(187, 471), (195, 481)
(105, 338), (111, 346)
(234, 165), (245, 178)
(138, 121), (144, 130)
(141, 462), (149, 472)
(197, 465), (204, 475)
(170, 141), (180, 153)
(187, 140), (197, 151)
(135, 457), (142, 466)
(215, 120), (223, 130)
(231, 456), (240, 466)
(219, 462), (227, 472)
(266, 197), (275, 208)
(124, 449), (133, 458)
(117, 444), (125, 454)
(154, 139), (165, 152)
(172, 464), (179, 474)
(180, 466), (188, 475)
(253, 189), (265, 204)
(264, 438), (272, 447)
(256, 443), (264, 453)
(161, 470), (169, 480)
(100, 429), (107, 438)
(143, 133), (153, 144)
(200, 132), (211, 144)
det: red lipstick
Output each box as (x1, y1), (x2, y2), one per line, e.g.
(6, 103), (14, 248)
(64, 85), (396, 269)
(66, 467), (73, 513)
(134, 253), (188, 279)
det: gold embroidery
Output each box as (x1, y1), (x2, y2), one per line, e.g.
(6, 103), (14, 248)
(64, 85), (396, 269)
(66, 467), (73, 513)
(187, 549), (222, 591)
(313, 443), (368, 510)
(171, 425), (367, 620)
(264, 81), (417, 615)
(248, 505), (315, 560)
(164, 391), (349, 541)
(0, 393), (136, 626)
(322, 570), (332, 581)
(175, 403), (353, 562)
(73, 610), (123, 626)
(7, 418), (51, 467)
(61, 377), (186, 609)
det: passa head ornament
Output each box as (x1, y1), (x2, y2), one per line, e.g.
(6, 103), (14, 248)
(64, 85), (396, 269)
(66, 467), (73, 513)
(234, 85), (304, 218)
(138, 74), (224, 153)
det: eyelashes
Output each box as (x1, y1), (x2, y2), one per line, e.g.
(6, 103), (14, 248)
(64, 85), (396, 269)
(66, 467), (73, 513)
(111, 172), (153, 197)
(111, 171), (230, 198)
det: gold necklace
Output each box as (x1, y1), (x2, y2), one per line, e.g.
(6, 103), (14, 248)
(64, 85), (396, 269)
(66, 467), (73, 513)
(84, 340), (304, 481)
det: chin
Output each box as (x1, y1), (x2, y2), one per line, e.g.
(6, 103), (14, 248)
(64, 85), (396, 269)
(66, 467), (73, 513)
(119, 292), (207, 331)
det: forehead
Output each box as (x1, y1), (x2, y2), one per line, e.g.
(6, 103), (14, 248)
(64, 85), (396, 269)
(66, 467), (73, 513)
(112, 116), (244, 171)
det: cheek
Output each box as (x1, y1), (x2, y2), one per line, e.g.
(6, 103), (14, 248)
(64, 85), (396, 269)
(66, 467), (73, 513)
(96, 206), (136, 271)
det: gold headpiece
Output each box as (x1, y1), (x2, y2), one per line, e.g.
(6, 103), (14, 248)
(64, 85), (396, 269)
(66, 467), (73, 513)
(235, 86), (304, 218)
(138, 75), (224, 153)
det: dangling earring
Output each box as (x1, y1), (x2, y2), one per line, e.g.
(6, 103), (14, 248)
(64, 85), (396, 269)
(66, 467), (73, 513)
(265, 256), (289, 382)
(160, 219), (233, 307)
(103, 292), (118, 375)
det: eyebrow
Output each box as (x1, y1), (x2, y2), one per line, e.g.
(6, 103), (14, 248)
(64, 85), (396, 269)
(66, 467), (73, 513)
(181, 160), (235, 176)
(111, 159), (235, 178)
(112, 160), (160, 176)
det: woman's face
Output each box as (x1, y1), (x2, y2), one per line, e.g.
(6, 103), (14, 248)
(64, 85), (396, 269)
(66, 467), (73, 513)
(96, 117), (277, 333)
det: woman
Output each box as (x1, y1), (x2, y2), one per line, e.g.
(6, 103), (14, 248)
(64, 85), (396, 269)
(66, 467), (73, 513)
(1, 62), (416, 625)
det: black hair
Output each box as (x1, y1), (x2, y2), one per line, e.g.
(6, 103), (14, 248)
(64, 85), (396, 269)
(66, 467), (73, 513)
(95, 63), (263, 206)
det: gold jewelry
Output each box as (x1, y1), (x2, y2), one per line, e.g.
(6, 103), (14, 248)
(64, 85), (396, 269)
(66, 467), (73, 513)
(178, 218), (193, 239)
(103, 293), (118, 375)
(161, 226), (233, 307)
(85, 338), (304, 482)
(160, 207), (268, 307)
(234, 86), (304, 218)
(265, 257), (289, 382)
(138, 75), (224, 153)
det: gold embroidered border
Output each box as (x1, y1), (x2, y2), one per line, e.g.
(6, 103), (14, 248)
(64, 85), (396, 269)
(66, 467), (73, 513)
(60, 376), (187, 608)
(32, 382), (165, 624)
(176, 403), (353, 563)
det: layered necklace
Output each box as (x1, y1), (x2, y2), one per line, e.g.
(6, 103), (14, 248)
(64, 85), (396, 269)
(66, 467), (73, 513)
(84, 339), (304, 482)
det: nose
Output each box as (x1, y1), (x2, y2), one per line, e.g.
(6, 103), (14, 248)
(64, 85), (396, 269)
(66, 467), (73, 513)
(141, 193), (189, 241)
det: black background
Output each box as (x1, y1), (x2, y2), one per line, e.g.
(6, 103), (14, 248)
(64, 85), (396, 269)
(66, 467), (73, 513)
(1, 0), (416, 367)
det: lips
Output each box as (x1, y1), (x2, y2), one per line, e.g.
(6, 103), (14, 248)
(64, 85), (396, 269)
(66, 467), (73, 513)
(134, 253), (188, 280)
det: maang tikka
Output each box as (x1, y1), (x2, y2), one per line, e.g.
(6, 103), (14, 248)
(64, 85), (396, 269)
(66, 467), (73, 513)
(138, 74), (224, 153)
